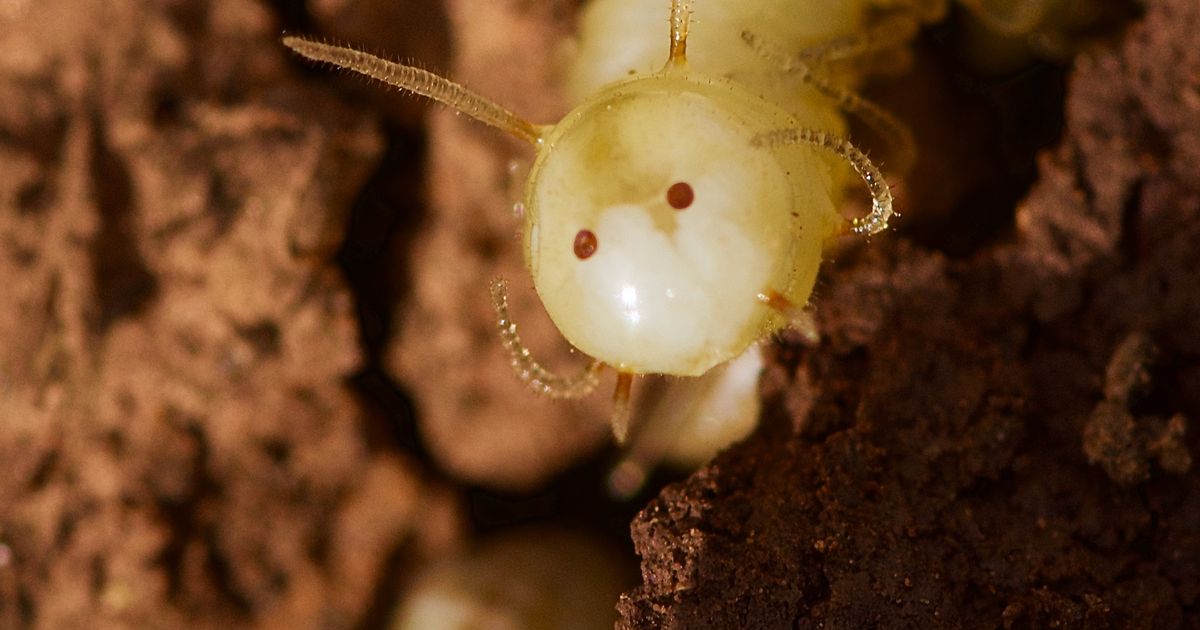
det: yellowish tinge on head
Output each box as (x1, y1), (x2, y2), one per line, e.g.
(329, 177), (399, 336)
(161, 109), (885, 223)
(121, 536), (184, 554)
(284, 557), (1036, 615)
(522, 73), (837, 376)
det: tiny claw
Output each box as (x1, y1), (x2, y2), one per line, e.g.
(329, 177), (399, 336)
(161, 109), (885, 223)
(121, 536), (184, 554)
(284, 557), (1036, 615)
(757, 290), (820, 345)
(611, 372), (635, 443)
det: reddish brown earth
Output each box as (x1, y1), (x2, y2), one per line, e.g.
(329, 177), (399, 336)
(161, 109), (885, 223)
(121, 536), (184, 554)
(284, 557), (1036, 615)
(617, 0), (1200, 627)
(0, 1), (461, 627)
(0, 0), (1196, 628)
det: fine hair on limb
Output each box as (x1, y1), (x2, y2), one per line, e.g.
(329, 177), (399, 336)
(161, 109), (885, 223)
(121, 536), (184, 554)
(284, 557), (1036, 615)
(490, 278), (604, 399)
(742, 29), (916, 173)
(793, 12), (921, 66)
(753, 128), (894, 236)
(282, 36), (543, 145)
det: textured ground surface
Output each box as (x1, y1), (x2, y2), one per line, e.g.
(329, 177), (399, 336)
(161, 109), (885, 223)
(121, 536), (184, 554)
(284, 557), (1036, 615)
(0, 0), (1195, 628)
(617, 0), (1200, 627)
(0, 1), (461, 627)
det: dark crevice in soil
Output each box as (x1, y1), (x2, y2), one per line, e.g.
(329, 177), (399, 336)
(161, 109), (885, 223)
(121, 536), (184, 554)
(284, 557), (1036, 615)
(266, 0), (316, 36)
(88, 109), (159, 335)
(1118, 177), (1144, 263)
(202, 528), (256, 617)
(463, 444), (667, 552)
(205, 171), (243, 241)
(154, 419), (251, 616)
(353, 539), (413, 630)
(25, 450), (58, 492)
(337, 125), (428, 459)
(902, 54), (1068, 257)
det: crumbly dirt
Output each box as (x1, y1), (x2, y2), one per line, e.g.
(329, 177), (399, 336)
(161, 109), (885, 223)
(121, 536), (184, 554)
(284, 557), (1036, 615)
(0, 1), (461, 628)
(616, 0), (1200, 627)
(1, 0), (1197, 628)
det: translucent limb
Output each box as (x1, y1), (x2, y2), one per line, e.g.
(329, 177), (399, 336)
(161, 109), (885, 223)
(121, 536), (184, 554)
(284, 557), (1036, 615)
(957, 0), (1050, 37)
(742, 30), (916, 174)
(753, 128), (894, 236)
(282, 36), (544, 145)
(668, 0), (694, 65)
(489, 279), (603, 399)
(756, 291), (820, 345)
(611, 372), (635, 443)
(793, 13), (921, 66)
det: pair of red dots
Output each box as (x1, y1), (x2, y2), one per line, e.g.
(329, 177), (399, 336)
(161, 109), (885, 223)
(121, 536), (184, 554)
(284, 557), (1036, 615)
(574, 182), (694, 259)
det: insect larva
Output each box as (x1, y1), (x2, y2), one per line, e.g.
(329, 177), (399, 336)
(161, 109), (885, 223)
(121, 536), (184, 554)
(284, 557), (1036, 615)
(283, 0), (909, 440)
(391, 527), (628, 629)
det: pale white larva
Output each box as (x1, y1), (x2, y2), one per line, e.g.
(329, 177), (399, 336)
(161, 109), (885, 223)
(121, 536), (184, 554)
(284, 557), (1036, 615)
(283, 0), (913, 439)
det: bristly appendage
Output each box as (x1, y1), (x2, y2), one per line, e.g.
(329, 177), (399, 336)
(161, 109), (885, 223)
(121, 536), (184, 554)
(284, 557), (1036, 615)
(792, 12), (921, 65)
(282, 36), (543, 145)
(752, 128), (894, 236)
(490, 279), (603, 399)
(742, 29), (916, 174)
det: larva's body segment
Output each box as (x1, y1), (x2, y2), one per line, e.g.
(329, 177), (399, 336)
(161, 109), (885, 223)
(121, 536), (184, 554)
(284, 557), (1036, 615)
(569, 0), (866, 104)
(525, 69), (840, 375)
(569, 0), (870, 184)
(283, 0), (901, 441)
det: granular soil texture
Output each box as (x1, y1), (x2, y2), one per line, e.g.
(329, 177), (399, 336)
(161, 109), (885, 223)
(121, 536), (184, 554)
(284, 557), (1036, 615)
(0, 0), (460, 627)
(617, 0), (1200, 627)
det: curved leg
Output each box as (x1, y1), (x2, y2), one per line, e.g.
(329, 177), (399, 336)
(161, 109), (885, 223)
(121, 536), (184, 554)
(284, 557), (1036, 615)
(793, 13), (921, 66)
(753, 129), (894, 236)
(742, 30), (916, 174)
(490, 279), (603, 399)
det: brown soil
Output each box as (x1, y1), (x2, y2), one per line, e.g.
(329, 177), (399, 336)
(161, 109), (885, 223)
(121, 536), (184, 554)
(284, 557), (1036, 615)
(0, 0), (461, 627)
(0, 0), (1196, 628)
(617, 0), (1200, 627)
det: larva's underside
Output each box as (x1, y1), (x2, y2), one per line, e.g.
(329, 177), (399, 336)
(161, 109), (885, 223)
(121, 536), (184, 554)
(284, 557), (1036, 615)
(283, 0), (912, 440)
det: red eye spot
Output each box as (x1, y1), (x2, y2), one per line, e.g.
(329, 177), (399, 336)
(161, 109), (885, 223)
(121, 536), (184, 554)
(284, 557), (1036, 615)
(667, 182), (694, 210)
(574, 229), (597, 259)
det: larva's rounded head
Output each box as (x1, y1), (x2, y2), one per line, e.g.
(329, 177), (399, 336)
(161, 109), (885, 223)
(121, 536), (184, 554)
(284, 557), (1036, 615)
(523, 73), (839, 376)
